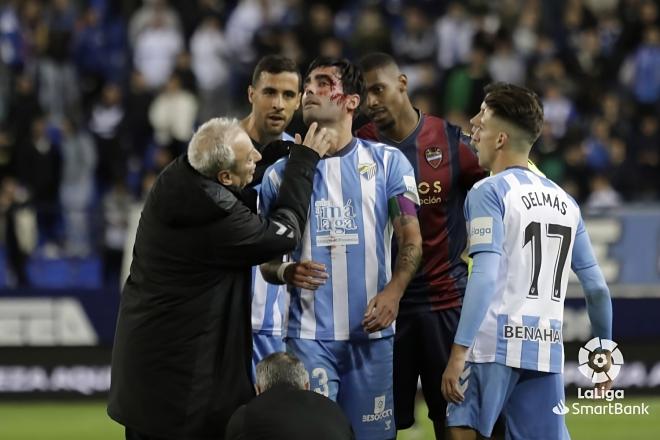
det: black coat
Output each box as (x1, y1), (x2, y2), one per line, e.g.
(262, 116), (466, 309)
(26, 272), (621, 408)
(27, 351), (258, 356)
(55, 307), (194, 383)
(108, 145), (320, 440)
(225, 385), (355, 440)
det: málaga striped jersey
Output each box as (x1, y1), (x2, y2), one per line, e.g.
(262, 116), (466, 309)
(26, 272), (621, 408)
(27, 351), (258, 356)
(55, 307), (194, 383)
(464, 167), (584, 373)
(260, 138), (419, 341)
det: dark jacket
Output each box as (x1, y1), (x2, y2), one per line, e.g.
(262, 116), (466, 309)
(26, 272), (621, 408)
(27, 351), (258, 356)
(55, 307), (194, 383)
(225, 385), (355, 440)
(108, 144), (320, 440)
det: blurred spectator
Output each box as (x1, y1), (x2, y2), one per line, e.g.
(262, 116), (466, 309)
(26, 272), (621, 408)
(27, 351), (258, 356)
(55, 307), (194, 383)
(191, 14), (230, 121)
(170, 0), (225, 41)
(542, 82), (577, 139)
(0, 2), (24, 70)
(11, 116), (61, 244)
(6, 73), (42, 147)
(132, 9), (183, 90)
(299, 2), (336, 67)
(583, 117), (612, 172)
(224, 0), (289, 100)
(59, 116), (96, 257)
(435, 2), (475, 70)
(89, 83), (125, 191)
(585, 174), (622, 211)
(0, 177), (36, 287)
(347, 5), (391, 57)
(488, 30), (526, 85)
(38, 0), (79, 121)
(512, 2), (540, 58)
(102, 180), (133, 286)
(123, 71), (154, 159)
(17, 0), (48, 73)
(73, 5), (128, 113)
(392, 5), (436, 66)
(128, 0), (181, 47)
(148, 73), (198, 148)
(443, 43), (492, 117)
(630, 26), (660, 106)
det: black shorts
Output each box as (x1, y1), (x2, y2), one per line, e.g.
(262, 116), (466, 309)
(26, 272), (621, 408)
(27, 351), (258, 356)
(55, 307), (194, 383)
(393, 307), (460, 429)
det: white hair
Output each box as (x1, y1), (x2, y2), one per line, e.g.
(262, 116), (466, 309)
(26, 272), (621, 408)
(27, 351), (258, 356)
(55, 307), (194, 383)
(187, 117), (243, 178)
(255, 352), (310, 392)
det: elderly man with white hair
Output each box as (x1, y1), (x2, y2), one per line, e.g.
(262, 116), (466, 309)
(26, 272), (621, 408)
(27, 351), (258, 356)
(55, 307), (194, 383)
(226, 352), (355, 440)
(108, 118), (335, 440)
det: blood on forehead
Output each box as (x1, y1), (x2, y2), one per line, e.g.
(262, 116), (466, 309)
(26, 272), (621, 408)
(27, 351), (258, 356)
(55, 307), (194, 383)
(306, 66), (352, 107)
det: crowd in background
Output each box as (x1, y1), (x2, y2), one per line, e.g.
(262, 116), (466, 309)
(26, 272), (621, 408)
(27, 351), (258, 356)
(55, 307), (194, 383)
(0, 0), (658, 287)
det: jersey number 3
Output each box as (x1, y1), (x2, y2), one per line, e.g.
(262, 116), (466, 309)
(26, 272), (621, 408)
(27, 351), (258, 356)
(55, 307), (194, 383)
(523, 221), (572, 301)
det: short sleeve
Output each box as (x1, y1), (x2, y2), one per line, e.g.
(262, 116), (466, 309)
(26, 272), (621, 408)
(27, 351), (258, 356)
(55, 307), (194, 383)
(464, 181), (505, 256)
(386, 148), (420, 205)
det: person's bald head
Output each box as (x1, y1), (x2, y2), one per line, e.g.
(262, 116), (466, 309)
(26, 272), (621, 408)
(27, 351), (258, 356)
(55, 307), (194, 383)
(358, 53), (412, 133)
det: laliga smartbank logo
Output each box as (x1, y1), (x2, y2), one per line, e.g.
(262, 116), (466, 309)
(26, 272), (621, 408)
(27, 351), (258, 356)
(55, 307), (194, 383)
(578, 337), (623, 383)
(552, 338), (650, 416)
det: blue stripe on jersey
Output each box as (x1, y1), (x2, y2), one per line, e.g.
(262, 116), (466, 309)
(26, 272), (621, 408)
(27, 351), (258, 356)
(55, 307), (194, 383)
(312, 164), (334, 339)
(260, 278), (280, 332)
(549, 319), (563, 372)
(375, 153), (390, 311)
(539, 175), (557, 190)
(342, 153), (369, 338)
(264, 139), (414, 340)
(520, 315), (540, 370)
(513, 170), (532, 185)
(494, 174), (512, 196)
(496, 314), (508, 364)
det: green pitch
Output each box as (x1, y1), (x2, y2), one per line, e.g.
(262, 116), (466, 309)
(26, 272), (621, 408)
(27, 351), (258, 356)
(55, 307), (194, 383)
(0, 397), (658, 439)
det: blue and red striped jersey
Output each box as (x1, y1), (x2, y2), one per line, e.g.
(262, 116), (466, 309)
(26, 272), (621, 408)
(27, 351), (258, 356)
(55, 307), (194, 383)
(356, 112), (487, 314)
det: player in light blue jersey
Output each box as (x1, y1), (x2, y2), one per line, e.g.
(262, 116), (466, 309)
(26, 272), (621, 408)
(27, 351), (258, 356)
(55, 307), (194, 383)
(260, 57), (423, 440)
(240, 55), (301, 372)
(441, 83), (613, 440)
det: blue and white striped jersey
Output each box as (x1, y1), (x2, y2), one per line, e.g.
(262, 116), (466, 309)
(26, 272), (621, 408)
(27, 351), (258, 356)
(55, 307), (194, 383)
(251, 131), (294, 337)
(260, 138), (419, 341)
(464, 167), (583, 373)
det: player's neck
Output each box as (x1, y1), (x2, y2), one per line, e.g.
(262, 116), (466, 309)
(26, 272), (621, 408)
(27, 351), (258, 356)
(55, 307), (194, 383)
(240, 114), (280, 146)
(382, 103), (419, 143)
(491, 153), (529, 175)
(320, 119), (353, 156)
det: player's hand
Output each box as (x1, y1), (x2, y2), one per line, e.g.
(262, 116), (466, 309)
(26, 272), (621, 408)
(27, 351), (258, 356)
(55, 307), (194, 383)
(284, 260), (328, 290)
(295, 122), (337, 157)
(361, 286), (402, 333)
(441, 345), (468, 404)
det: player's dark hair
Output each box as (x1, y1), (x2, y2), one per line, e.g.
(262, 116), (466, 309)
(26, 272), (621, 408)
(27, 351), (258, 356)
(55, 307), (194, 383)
(305, 56), (365, 103)
(484, 82), (544, 144)
(358, 52), (398, 73)
(252, 55), (301, 88)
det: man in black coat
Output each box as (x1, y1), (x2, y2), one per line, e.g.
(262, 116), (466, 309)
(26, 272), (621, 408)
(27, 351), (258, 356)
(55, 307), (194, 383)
(225, 352), (355, 440)
(108, 118), (335, 440)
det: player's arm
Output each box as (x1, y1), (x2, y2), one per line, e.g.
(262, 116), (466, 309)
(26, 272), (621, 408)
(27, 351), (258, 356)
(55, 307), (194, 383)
(443, 181), (505, 403)
(572, 219), (613, 341)
(260, 258), (328, 289)
(362, 195), (422, 333)
(442, 250), (500, 404)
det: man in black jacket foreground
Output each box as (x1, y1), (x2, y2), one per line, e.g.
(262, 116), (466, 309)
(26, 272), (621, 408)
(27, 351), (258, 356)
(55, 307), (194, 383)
(225, 352), (355, 440)
(108, 118), (335, 440)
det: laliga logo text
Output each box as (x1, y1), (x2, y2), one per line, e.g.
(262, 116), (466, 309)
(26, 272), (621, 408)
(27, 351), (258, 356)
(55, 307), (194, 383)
(554, 338), (650, 416)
